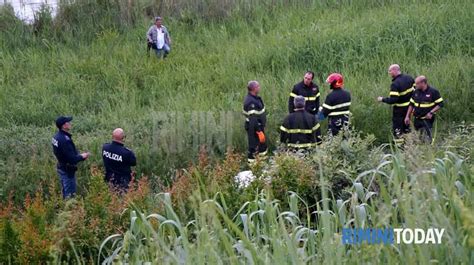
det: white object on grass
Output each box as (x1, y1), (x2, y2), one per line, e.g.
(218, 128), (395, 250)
(234, 170), (255, 189)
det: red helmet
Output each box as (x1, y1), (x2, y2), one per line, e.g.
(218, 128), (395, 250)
(326, 73), (344, 88)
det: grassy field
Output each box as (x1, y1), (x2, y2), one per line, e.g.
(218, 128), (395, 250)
(1, 0), (473, 200)
(0, 0), (473, 263)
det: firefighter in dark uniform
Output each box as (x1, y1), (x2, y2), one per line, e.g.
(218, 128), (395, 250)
(281, 96), (320, 150)
(405, 76), (444, 144)
(377, 64), (415, 144)
(102, 128), (137, 191)
(51, 116), (90, 199)
(243, 80), (267, 163)
(318, 73), (351, 136)
(288, 71), (322, 143)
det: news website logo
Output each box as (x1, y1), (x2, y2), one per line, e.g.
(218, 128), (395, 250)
(341, 228), (444, 245)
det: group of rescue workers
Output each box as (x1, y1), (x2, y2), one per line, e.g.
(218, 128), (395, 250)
(243, 64), (444, 163)
(51, 63), (444, 199)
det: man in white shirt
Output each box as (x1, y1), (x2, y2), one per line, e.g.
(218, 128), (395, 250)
(146, 16), (172, 59)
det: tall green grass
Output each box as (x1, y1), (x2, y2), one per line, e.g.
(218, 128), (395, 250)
(0, 0), (473, 202)
(98, 142), (473, 263)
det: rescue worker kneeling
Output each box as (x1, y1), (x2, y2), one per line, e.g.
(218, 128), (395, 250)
(280, 96), (320, 150)
(102, 128), (137, 192)
(243, 80), (268, 163)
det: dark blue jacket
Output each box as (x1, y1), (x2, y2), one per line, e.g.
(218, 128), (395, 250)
(52, 130), (84, 172)
(288, 81), (320, 114)
(102, 141), (136, 182)
(409, 86), (444, 118)
(322, 88), (352, 118)
(382, 74), (415, 108)
(242, 93), (266, 134)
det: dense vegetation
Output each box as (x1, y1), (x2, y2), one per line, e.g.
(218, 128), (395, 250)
(0, 127), (472, 263)
(0, 0), (473, 263)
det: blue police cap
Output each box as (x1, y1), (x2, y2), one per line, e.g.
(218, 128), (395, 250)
(55, 116), (73, 129)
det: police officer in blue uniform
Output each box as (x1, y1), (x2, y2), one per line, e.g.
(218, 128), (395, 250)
(102, 128), (137, 191)
(52, 116), (90, 199)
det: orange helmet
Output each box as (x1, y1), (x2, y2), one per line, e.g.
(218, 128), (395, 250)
(326, 73), (344, 88)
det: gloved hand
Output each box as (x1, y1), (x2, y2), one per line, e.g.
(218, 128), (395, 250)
(256, 131), (266, 144)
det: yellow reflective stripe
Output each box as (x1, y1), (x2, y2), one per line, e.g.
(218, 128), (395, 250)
(290, 93), (320, 101)
(242, 108), (265, 115)
(399, 87), (414, 96)
(394, 138), (405, 144)
(280, 124), (320, 134)
(287, 143), (317, 148)
(410, 97), (441, 108)
(258, 150), (268, 156)
(328, 110), (351, 116)
(390, 88), (412, 97)
(418, 102), (435, 108)
(312, 123), (320, 131)
(410, 99), (436, 108)
(323, 102), (351, 110)
(394, 102), (410, 107)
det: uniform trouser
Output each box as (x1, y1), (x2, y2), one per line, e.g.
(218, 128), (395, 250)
(392, 107), (410, 141)
(328, 115), (349, 136)
(247, 129), (268, 162)
(57, 168), (77, 199)
(414, 117), (434, 144)
(315, 127), (322, 144)
(106, 174), (131, 192)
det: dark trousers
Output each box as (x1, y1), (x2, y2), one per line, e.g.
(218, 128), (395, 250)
(329, 115), (349, 136)
(247, 129), (268, 162)
(57, 168), (77, 199)
(315, 127), (322, 144)
(414, 118), (434, 143)
(392, 107), (410, 140)
(106, 174), (131, 192)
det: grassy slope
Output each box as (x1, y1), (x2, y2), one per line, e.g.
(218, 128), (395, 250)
(0, 0), (473, 200)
